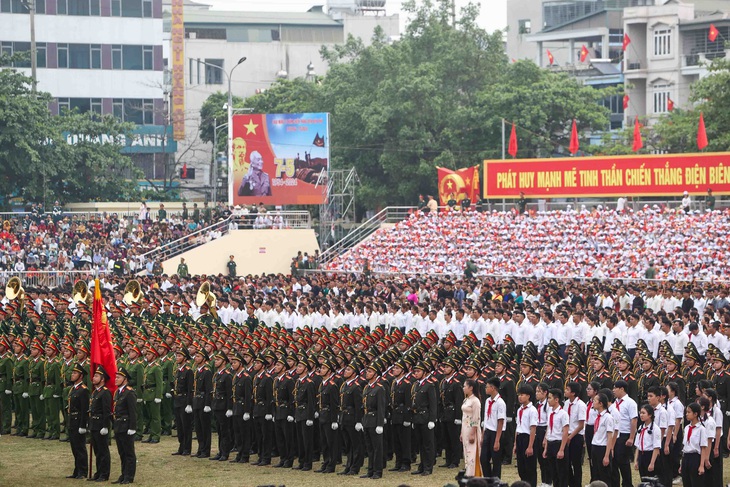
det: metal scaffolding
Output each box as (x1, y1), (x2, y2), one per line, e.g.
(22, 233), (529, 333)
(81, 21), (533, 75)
(318, 167), (359, 248)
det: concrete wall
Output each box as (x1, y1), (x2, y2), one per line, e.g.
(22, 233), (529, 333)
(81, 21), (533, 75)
(162, 228), (319, 276)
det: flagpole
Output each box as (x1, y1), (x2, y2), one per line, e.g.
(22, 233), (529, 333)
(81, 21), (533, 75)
(501, 118), (506, 160)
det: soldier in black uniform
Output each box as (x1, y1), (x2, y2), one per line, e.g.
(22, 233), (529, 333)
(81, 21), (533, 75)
(252, 354), (274, 466)
(439, 357), (464, 469)
(172, 348), (193, 456)
(499, 354), (521, 465)
(230, 351), (253, 464)
(591, 354), (614, 390)
(361, 359), (386, 480)
(89, 365), (113, 482)
(270, 354), (293, 467)
(211, 352), (233, 461)
(615, 353), (639, 403)
(112, 367), (137, 485)
(710, 354), (730, 449)
(663, 353), (686, 404)
(293, 356), (316, 471)
(66, 363), (89, 480)
(638, 354), (661, 403)
(684, 349), (704, 404)
(338, 359), (364, 476)
(411, 360), (437, 476)
(389, 358), (413, 472)
(192, 349), (212, 458)
(317, 358), (340, 474)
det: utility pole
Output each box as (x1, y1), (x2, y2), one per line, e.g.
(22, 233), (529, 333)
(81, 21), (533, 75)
(21, 0), (37, 90)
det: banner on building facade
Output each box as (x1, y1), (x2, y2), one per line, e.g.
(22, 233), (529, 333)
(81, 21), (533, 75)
(229, 113), (329, 206)
(170, 0), (185, 141)
(483, 152), (730, 198)
(437, 166), (480, 205)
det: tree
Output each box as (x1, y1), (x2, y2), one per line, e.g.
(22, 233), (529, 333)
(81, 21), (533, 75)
(0, 54), (143, 204)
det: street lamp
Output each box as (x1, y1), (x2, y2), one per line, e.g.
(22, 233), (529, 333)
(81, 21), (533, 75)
(195, 56), (247, 203)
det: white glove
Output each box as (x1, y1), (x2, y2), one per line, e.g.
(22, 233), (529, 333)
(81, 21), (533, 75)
(403, 421), (411, 428)
(271, 415), (276, 422)
(725, 411), (730, 417)
(79, 428), (87, 434)
(203, 406), (211, 413)
(226, 410), (233, 418)
(427, 421), (435, 430)
(154, 398), (162, 404)
(306, 420), (313, 427)
(4, 390), (11, 395)
(375, 426), (383, 435)
(127, 429), (136, 436)
(286, 415), (294, 423)
(384, 418), (387, 424)
(480, 421), (486, 429)
(243, 413), (251, 421)
(185, 405), (192, 414)
(53, 395), (60, 398)
(165, 393), (172, 399)
(100, 428), (108, 436)
(136, 398), (143, 403)
(265, 414), (273, 421)
(454, 419), (462, 425)
(314, 412), (319, 419)
(331, 422), (338, 430)
(39, 395), (45, 401)
(355, 422), (363, 432)
(22, 392), (29, 398)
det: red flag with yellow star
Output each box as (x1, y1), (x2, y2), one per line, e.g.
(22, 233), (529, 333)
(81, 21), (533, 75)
(91, 279), (117, 390)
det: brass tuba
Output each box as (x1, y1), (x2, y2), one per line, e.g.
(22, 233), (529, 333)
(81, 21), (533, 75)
(5, 276), (25, 311)
(72, 280), (92, 306)
(123, 279), (143, 305)
(195, 281), (217, 318)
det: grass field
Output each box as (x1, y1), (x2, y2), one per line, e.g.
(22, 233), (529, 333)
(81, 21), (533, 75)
(0, 434), (724, 486)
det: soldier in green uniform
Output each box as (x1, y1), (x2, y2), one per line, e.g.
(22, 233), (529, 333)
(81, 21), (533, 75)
(0, 336), (14, 434)
(12, 338), (30, 436)
(125, 344), (145, 440)
(43, 340), (63, 439)
(60, 341), (76, 441)
(28, 338), (46, 437)
(157, 342), (174, 435)
(142, 344), (163, 443)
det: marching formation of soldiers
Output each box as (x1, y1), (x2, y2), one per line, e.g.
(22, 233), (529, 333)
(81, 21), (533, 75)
(1, 278), (730, 487)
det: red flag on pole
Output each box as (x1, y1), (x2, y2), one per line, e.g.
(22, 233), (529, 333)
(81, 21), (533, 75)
(622, 33), (631, 51)
(632, 117), (643, 152)
(91, 279), (117, 390)
(667, 98), (674, 111)
(580, 45), (590, 62)
(508, 123), (518, 158)
(623, 95), (629, 110)
(181, 163), (188, 179)
(697, 112), (708, 150)
(547, 49), (554, 65)
(569, 119), (579, 155)
(709, 24), (719, 42)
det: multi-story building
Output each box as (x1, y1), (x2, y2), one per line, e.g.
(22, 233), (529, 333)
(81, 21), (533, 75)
(163, 1), (399, 199)
(1, 0), (171, 177)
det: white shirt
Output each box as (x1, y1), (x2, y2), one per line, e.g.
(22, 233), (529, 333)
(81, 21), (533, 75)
(682, 423), (707, 454)
(667, 397), (684, 425)
(546, 406), (569, 442)
(565, 398), (586, 435)
(536, 399), (549, 427)
(637, 422), (661, 451)
(613, 396), (638, 434)
(484, 394), (507, 432)
(591, 410), (615, 446)
(516, 403), (538, 435)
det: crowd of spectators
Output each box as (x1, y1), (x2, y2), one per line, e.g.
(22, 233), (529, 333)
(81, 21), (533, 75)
(328, 205), (730, 280)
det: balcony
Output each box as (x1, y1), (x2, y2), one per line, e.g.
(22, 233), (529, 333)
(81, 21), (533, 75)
(624, 59), (647, 79)
(681, 49), (729, 76)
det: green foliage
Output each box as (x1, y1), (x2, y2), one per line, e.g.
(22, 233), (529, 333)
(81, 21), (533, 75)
(0, 55), (143, 204)
(197, 0), (614, 211)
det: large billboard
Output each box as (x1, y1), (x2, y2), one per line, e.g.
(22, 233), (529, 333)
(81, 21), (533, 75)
(483, 152), (730, 199)
(170, 0), (185, 141)
(229, 113), (329, 206)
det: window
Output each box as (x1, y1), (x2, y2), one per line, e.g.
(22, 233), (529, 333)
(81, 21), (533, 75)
(142, 0), (151, 17)
(653, 85), (670, 113)
(518, 19), (531, 34)
(0, 41), (36, 68)
(111, 0), (119, 15)
(36, 42), (46, 68)
(58, 98), (71, 113)
(91, 98), (102, 114)
(204, 58), (223, 85)
(113, 98), (124, 120)
(91, 44), (101, 69)
(143, 45), (153, 70)
(189, 58), (194, 84)
(68, 44), (90, 69)
(112, 45), (122, 69)
(653, 28), (671, 56)
(57, 0), (100, 15)
(185, 28), (227, 40)
(111, 0), (152, 17)
(57, 43), (69, 68)
(0, 0), (29, 13)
